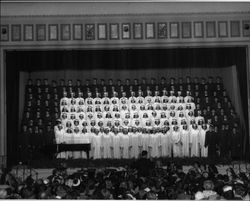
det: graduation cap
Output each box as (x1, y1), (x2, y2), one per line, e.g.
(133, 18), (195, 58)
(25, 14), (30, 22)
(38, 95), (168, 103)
(56, 119), (62, 123)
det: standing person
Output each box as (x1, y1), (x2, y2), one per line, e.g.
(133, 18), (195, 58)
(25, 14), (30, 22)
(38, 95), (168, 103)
(230, 127), (241, 160)
(137, 128), (143, 155)
(133, 150), (154, 177)
(92, 129), (101, 159)
(157, 128), (164, 158)
(121, 128), (130, 159)
(190, 124), (199, 157)
(219, 124), (227, 158)
(171, 125), (182, 157)
(142, 128), (150, 152)
(111, 128), (121, 159)
(99, 127), (105, 159)
(199, 124), (209, 158)
(181, 124), (190, 157)
(148, 128), (159, 158)
(162, 126), (171, 157)
(103, 128), (112, 159)
(205, 126), (217, 158)
(129, 127), (139, 159)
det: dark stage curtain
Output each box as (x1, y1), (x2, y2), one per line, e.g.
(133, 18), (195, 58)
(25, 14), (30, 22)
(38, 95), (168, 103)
(6, 47), (249, 167)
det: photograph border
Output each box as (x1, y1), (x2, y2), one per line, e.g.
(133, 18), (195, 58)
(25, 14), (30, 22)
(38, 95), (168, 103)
(170, 22), (179, 39)
(182, 22), (192, 38)
(23, 24), (34, 41)
(242, 20), (250, 37)
(85, 24), (95, 40)
(48, 24), (58, 41)
(36, 24), (46, 41)
(60, 24), (71, 41)
(73, 24), (83, 40)
(11, 24), (21, 41)
(218, 21), (228, 38)
(206, 21), (216, 38)
(109, 23), (119, 40)
(0, 25), (9, 41)
(97, 23), (108, 40)
(157, 22), (168, 39)
(145, 22), (155, 39)
(230, 21), (241, 37)
(121, 23), (131, 39)
(133, 23), (143, 39)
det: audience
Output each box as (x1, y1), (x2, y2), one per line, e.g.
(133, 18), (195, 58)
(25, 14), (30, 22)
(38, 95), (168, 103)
(0, 154), (249, 200)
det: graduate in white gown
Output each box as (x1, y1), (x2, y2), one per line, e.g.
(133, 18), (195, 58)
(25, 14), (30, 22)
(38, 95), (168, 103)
(157, 128), (164, 158)
(161, 127), (171, 157)
(99, 127), (105, 159)
(60, 92), (69, 111)
(171, 125), (182, 157)
(149, 128), (159, 158)
(190, 124), (200, 157)
(181, 124), (190, 157)
(112, 128), (121, 159)
(135, 128), (142, 155)
(103, 128), (112, 159)
(199, 124), (209, 157)
(129, 127), (139, 159)
(142, 128), (150, 152)
(121, 128), (130, 159)
(93, 129), (101, 159)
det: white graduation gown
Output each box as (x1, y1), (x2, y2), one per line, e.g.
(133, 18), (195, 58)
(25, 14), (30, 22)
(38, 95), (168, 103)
(171, 130), (182, 157)
(142, 133), (150, 152)
(190, 128), (199, 157)
(121, 134), (130, 159)
(93, 134), (102, 159)
(103, 134), (112, 159)
(149, 134), (159, 158)
(129, 133), (139, 159)
(157, 132), (164, 157)
(162, 131), (171, 157)
(181, 129), (190, 157)
(112, 133), (121, 159)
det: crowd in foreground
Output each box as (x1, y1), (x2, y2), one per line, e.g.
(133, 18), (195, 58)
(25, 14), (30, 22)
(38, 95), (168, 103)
(0, 151), (250, 200)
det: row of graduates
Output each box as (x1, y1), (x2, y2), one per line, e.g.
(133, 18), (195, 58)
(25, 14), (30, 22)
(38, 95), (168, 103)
(25, 76), (224, 98)
(59, 112), (205, 131)
(59, 91), (195, 108)
(59, 102), (196, 116)
(54, 124), (209, 159)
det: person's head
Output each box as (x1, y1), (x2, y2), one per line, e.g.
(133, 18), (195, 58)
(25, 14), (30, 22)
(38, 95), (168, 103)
(141, 150), (148, 158)
(222, 186), (234, 200)
(203, 180), (214, 191)
(234, 184), (247, 198)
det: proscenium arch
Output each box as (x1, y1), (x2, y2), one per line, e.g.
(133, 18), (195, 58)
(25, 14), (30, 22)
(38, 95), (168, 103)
(1, 42), (250, 168)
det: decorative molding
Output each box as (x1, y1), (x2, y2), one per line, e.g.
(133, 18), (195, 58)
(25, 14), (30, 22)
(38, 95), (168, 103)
(1, 18), (249, 45)
(1, 11), (250, 19)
